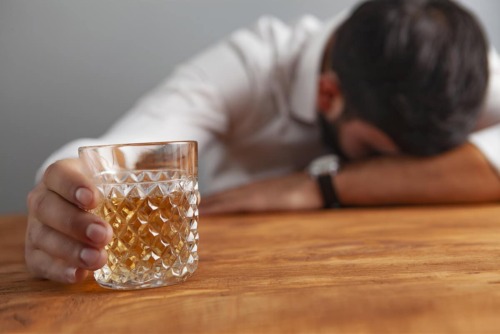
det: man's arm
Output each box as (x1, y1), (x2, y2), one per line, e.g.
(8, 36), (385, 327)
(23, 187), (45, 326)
(336, 143), (500, 206)
(201, 143), (500, 214)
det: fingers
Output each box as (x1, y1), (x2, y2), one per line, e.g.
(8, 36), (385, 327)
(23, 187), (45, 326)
(28, 218), (108, 270)
(25, 158), (112, 284)
(28, 183), (112, 247)
(42, 158), (100, 210)
(25, 214), (108, 283)
(25, 247), (90, 284)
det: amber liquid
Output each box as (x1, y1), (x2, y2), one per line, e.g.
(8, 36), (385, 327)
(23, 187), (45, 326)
(92, 176), (199, 289)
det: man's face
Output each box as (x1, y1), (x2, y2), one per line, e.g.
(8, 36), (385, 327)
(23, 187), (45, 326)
(318, 39), (399, 160)
(316, 75), (399, 160)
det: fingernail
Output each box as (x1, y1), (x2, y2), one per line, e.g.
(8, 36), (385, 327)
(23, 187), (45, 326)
(86, 223), (109, 244)
(80, 248), (101, 267)
(75, 187), (93, 207)
(65, 267), (77, 283)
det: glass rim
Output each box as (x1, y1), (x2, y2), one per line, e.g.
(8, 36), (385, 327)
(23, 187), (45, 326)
(78, 140), (198, 152)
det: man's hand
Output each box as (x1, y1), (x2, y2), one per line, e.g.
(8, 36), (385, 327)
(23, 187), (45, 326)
(200, 172), (323, 214)
(25, 158), (113, 283)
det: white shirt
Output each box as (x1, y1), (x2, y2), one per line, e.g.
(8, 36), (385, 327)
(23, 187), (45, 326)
(38, 13), (500, 195)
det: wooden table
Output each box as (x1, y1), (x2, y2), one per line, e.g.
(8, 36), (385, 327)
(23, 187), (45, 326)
(2, 205), (500, 333)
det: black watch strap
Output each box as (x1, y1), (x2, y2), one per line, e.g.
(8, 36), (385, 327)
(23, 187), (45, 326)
(317, 174), (341, 209)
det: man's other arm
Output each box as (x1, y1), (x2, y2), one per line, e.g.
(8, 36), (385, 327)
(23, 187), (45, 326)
(336, 143), (500, 206)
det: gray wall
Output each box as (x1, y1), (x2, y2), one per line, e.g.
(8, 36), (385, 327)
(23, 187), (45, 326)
(1, 0), (499, 214)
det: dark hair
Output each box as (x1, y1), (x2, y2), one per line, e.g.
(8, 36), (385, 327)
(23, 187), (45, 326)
(329, 0), (489, 155)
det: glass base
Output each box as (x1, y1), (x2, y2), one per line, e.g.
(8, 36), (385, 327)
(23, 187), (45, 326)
(95, 273), (193, 290)
(93, 261), (197, 290)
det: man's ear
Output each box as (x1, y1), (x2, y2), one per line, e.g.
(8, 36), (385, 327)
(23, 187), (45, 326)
(316, 72), (344, 121)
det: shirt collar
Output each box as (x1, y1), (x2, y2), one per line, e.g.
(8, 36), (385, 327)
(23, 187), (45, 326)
(289, 11), (348, 124)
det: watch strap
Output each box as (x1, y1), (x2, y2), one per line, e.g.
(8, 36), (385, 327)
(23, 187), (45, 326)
(317, 174), (341, 209)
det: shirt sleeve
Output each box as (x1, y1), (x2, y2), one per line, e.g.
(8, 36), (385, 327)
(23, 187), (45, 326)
(468, 47), (500, 175)
(35, 36), (256, 182)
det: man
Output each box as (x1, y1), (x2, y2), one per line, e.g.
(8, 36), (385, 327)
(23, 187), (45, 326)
(26, 0), (500, 283)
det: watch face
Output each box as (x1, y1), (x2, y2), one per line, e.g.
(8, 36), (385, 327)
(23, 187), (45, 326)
(308, 154), (340, 176)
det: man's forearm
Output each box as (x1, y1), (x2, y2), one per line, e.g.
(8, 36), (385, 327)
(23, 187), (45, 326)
(335, 143), (500, 205)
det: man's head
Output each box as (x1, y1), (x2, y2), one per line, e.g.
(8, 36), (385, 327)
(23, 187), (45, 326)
(318, 0), (489, 158)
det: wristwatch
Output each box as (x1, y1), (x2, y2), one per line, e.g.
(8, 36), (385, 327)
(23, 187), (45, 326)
(307, 154), (342, 209)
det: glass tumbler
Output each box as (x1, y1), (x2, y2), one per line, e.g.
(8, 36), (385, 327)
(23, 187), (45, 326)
(78, 141), (199, 290)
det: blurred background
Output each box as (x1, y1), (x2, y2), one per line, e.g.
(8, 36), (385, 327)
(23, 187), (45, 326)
(1, 0), (499, 214)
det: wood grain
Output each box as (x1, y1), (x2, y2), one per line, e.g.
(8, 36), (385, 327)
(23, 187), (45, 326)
(1, 206), (500, 333)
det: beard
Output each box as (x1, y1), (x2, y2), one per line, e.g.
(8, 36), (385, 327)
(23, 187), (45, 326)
(318, 112), (349, 161)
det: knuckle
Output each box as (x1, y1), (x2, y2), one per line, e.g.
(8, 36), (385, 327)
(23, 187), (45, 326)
(25, 257), (39, 277)
(29, 190), (48, 217)
(42, 163), (56, 183)
(26, 189), (36, 211)
(29, 260), (47, 279)
(43, 160), (64, 182)
(24, 248), (49, 279)
(26, 184), (44, 212)
(36, 261), (51, 279)
(28, 223), (47, 249)
(26, 221), (37, 246)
